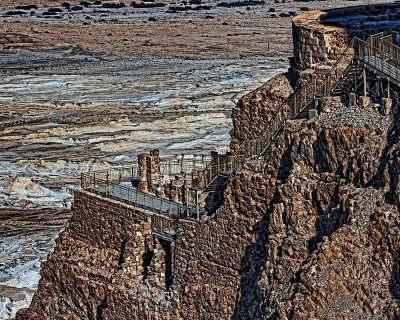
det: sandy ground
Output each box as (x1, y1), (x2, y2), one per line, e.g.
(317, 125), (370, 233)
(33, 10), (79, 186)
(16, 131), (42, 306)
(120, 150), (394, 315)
(0, 0), (394, 318)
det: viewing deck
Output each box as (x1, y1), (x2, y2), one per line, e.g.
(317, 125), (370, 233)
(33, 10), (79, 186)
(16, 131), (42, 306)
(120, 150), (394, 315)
(81, 32), (400, 223)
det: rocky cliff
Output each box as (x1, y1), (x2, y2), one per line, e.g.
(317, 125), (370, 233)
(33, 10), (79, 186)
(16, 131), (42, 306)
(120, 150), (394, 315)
(17, 93), (400, 319)
(17, 5), (400, 320)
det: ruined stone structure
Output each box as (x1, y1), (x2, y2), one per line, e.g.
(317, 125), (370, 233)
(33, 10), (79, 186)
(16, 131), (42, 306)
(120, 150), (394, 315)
(17, 4), (400, 319)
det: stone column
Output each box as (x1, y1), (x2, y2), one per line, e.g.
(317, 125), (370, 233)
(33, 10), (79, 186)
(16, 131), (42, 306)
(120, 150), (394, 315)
(138, 153), (148, 193)
(349, 92), (357, 107)
(148, 149), (160, 183)
(359, 96), (371, 108)
(192, 170), (205, 190)
(156, 185), (166, 199)
(169, 181), (179, 203)
(382, 98), (393, 115)
(182, 179), (191, 207)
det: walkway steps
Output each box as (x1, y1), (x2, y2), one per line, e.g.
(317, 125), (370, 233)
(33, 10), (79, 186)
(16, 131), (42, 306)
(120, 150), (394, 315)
(204, 173), (230, 192)
(82, 32), (400, 220)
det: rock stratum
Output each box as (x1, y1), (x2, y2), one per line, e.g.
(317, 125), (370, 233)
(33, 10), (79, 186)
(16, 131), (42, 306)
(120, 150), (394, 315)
(17, 91), (400, 320)
(14, 2), (400, 320)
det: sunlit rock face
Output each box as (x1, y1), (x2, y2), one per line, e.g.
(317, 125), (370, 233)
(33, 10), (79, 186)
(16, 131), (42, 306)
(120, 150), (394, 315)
(1, 0), (398, 318)
(16, 96), (400, 320)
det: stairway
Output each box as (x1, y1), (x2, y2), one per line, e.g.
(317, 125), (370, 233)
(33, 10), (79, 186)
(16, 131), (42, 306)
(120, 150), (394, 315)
(204, 173), (230, 192)
(295, 100), (315, 119)
(331, 62), (359, 97)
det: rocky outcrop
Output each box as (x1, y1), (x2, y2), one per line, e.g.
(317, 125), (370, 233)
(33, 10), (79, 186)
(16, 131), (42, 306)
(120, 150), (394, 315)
(16, 6), (400, 319)
(18, 94), (400, 319)
(230, 73), (293, 152)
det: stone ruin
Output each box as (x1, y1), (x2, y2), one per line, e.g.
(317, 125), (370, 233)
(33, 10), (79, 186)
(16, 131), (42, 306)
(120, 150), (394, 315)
(17, 3), (400, 319)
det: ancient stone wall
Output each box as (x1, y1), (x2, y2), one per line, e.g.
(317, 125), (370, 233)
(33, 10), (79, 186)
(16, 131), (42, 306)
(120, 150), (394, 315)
(17, 169), (277, 319)
(292, 10), (350, 89)
(229, 73), (293, 152)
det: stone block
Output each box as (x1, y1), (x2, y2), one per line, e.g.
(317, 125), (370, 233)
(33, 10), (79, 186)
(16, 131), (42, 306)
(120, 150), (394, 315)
(349, 93), (357, 107)
(309, 109), (318, 119)
(358, 96), (371, 108)
(382, 98), (393, 115)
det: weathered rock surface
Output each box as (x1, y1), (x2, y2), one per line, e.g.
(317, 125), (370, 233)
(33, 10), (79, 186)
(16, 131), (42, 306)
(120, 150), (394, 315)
(17, 93), (400, 319)
(10, 3), (400, 319)
(230, 73), (293, 152)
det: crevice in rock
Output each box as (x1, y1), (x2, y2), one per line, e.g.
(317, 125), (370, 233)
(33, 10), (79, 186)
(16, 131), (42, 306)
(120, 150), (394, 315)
(95, 296), (108, 320)
(366, 123), (399, 191)
(232, 216), (269, 320)
(117, 238), (128, 270)
(142, 250), (154, 280)
(277, 141), (294, 182)
(308, 183), (343, 253)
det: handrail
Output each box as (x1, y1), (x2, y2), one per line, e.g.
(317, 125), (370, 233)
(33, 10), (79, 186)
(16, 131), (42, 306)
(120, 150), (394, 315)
(81, 32), (400, 219)
(287, 38), (355, 118)
(86, 157), (209, 177)
(81, 172), (193, 218)
(191, 102), (285, 189)
(353, 36), (400, 84)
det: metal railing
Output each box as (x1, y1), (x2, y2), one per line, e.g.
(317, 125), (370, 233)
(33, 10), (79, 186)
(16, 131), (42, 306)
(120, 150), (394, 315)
(287, 32), (400, 120)
(159, 157), (208, 181)
(81, 32), (400, 220)
(81, 172), (193, 218)
(288, 39), (355, 118)
(86, 164), (139, 184)
(353, 35), (400, 85)
(191, 105), (286, 190)
(83, 157), (209, 185)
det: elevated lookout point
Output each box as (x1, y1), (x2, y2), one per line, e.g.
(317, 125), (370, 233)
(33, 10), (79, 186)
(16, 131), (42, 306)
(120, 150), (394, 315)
(82, 3), (400, 227)
(18, 3), (400, 320)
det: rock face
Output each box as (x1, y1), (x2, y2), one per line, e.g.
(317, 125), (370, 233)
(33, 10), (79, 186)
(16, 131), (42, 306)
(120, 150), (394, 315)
(230, 74), (293, 152)
(16, 6), (400, 320)
(17, 97), (400, 319)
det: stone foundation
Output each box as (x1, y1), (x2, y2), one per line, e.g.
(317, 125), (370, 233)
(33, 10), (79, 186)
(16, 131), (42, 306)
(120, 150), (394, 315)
(16, 4), (400, 319)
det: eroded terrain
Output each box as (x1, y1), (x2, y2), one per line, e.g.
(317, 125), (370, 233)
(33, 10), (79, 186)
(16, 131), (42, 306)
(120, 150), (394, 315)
(0, 0), (393, 318)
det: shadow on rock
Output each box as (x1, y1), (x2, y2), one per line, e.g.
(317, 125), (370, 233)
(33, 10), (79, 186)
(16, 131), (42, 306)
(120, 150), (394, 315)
(232, 216), (269, 320)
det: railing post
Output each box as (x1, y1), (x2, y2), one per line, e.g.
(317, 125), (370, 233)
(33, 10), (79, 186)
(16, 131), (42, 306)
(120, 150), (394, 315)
(387, 78), (390, 99)
(106, 171), (109, 196)
(180, 155), (184, 173)
(363, 67), (367, 97)
(196, 190), (200, 222)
